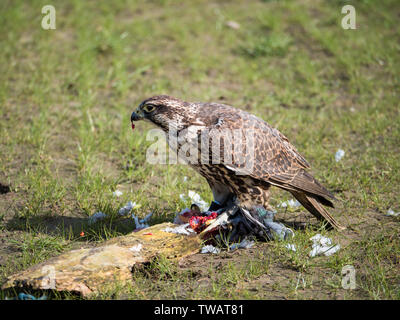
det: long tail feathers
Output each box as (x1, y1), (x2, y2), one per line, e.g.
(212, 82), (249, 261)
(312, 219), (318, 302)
(291, 191), (345, 231)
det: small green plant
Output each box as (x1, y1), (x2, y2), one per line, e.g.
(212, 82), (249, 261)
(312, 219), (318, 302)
(241, 34), (292, 58)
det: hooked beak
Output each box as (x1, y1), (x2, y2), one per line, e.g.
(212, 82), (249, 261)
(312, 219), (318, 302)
(130, 107), (144, 131)
(131, 108), (144, 122)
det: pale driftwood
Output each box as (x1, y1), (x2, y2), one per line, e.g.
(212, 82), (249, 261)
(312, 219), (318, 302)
(2, 223), (201, 296)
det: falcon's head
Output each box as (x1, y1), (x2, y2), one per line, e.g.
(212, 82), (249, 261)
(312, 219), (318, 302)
(131, 95), (196, 132)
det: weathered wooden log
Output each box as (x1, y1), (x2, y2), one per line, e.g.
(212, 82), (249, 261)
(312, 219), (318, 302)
(2, 223), (201, 296)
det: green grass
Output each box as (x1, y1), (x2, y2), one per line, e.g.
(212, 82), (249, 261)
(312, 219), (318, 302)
(0, 0), (399, 299)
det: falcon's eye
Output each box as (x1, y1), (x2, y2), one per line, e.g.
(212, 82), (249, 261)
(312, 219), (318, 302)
(142, 104), (156, 113)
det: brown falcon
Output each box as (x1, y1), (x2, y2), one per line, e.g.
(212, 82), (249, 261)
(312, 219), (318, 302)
(131, 95), (344, 230)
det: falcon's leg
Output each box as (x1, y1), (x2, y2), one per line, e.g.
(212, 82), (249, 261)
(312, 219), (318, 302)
(236, 186), (273, 211)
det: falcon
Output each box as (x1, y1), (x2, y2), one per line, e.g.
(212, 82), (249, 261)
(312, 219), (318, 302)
(131, 95), (344, 230)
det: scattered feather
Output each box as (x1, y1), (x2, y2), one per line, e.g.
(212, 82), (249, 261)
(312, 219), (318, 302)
(285, 243), (297, 252)
(112, 190), (123, 197)
(88, 211), (107, 224)
(277, 199), (301, 208)
(229, 239), (255, 250)
(180, 190), (208, 212)
(132, 211), (153, 230)
(118, 201), (136, 216)
(163, 223), (195, 235)
(386, 208), (400, 217)
(309, 234), (340, 257)
(335, 149), (345, 162)
(129, 243), (143, 252)
(201, 245), (221, 254)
